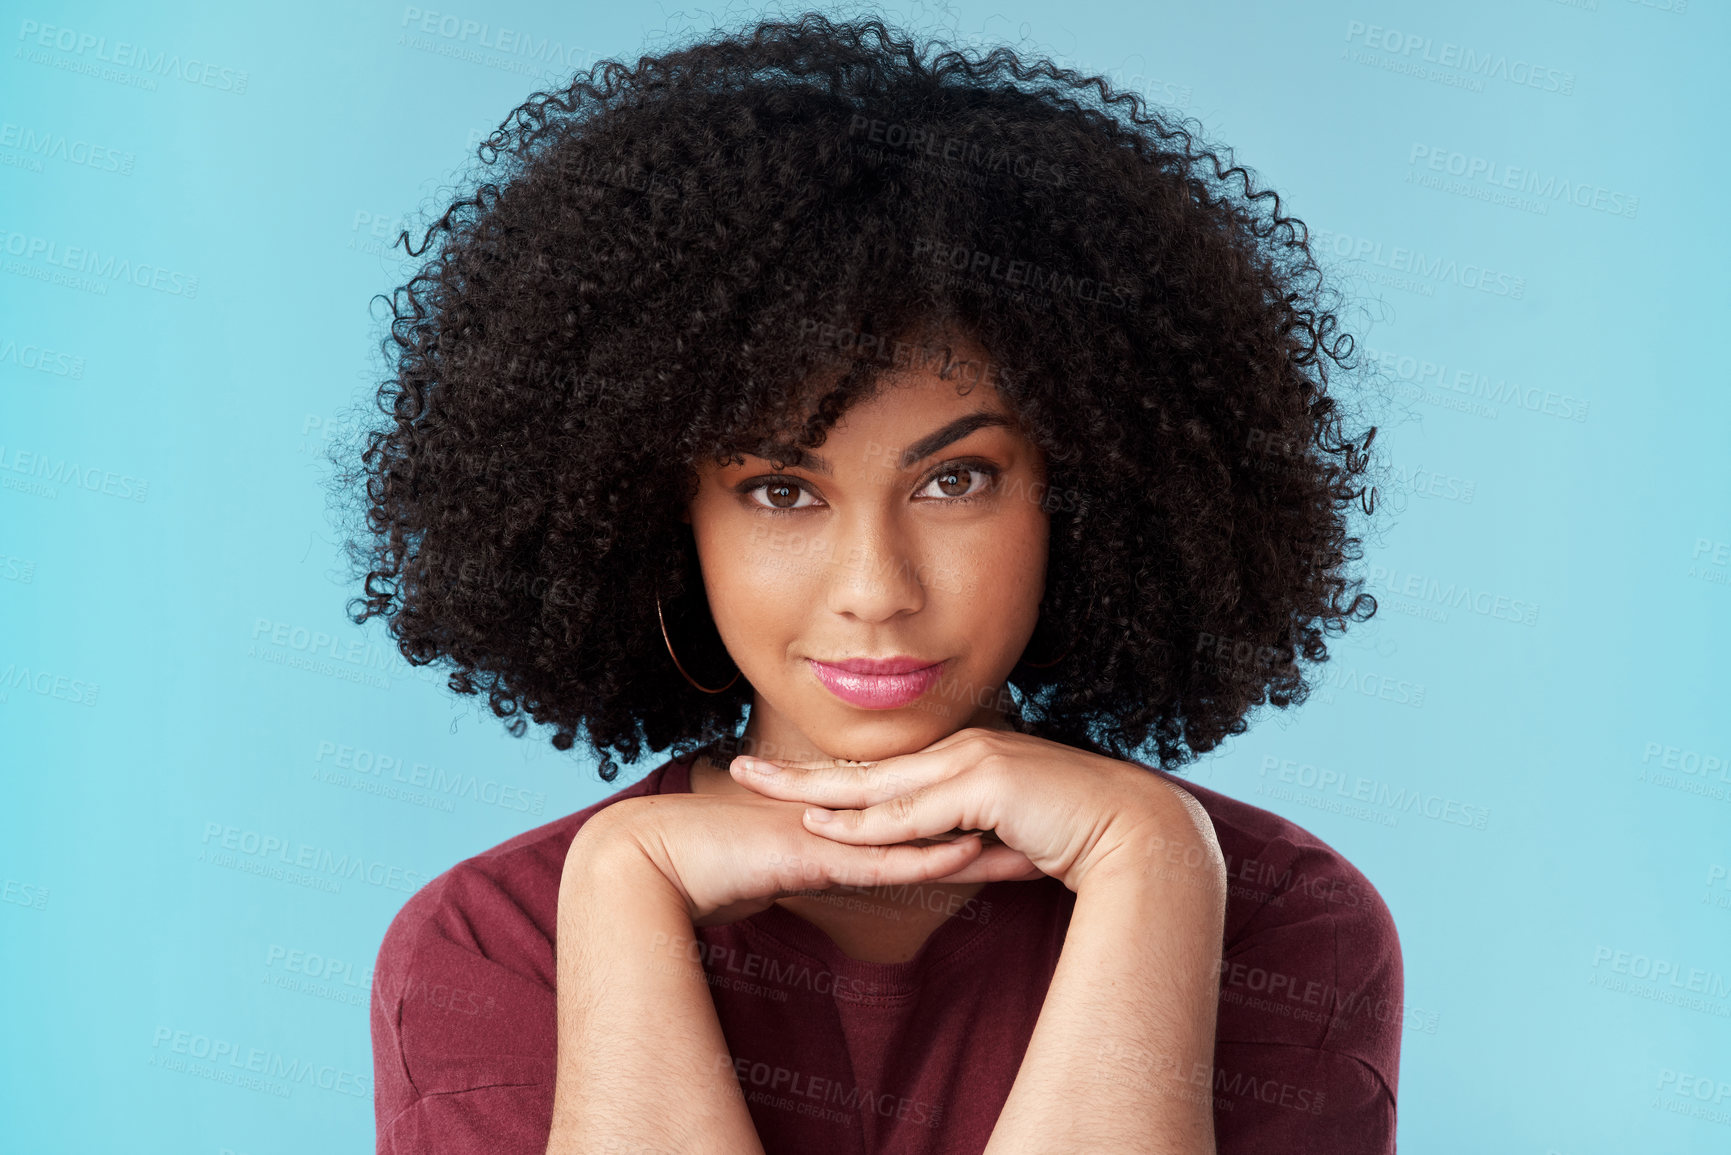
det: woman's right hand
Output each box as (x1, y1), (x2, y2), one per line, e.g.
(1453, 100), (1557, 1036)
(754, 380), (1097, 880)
(569, 785), (1033, 928)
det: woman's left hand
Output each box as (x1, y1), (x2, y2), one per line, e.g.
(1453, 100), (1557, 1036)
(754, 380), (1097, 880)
(726, 727), (1225, 894)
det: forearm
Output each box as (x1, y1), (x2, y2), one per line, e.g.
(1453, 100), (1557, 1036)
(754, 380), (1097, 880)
(546, 826), (765, 1155)
(985, 840), (1226, 1154)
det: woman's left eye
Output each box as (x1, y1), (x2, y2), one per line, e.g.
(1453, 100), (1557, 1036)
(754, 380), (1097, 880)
(917, 464), (999, 501)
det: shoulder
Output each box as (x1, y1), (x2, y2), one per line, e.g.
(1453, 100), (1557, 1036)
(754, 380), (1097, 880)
(1153, 770), (1400, 944)
(1148, 768), (1404, 1101)
(370, 755), (682, 1133)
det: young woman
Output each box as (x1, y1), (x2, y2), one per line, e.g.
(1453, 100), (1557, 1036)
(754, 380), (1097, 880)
(348, 13), (1399, 1154)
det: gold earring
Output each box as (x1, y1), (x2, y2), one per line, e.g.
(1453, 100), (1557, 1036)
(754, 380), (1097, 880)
(654, 582), (741, 694)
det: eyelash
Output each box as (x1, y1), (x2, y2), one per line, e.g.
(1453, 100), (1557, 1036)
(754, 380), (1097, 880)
(741, 460), (1002, 515)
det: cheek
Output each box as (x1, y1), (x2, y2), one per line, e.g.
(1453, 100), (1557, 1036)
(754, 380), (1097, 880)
(696, 516), (820, 635)
(741, 523), (837, 585)
(931, 509), (1048, 609)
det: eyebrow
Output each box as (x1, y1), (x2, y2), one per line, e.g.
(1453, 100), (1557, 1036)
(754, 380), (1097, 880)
(747, 411), (1016, 475)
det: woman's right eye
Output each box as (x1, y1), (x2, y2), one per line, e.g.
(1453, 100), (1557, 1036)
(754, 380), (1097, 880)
(745, 479), (821, 512)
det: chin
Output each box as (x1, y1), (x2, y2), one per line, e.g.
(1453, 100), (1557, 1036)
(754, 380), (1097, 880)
(809, 707), (964, 761)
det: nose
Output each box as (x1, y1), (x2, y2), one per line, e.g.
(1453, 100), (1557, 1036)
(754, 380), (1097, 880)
(823, 513), (929, 623)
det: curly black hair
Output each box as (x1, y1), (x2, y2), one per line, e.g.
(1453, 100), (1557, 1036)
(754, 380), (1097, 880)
(335, 11), (1380, 783)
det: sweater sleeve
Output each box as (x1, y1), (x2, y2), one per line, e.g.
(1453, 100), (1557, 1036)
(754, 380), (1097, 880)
(377, 1083), (557, 1154)
(370, 863), (561, 1154)
(1208, 835), (1404, 1153)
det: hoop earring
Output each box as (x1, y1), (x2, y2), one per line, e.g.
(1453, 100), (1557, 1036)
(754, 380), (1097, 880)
(654, 581), (741, 694)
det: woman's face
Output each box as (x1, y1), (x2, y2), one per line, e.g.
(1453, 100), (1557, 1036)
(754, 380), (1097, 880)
(684, 336), (1050, 764)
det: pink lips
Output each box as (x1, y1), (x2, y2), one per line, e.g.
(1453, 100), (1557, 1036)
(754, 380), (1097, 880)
(807, 656), (946, 709)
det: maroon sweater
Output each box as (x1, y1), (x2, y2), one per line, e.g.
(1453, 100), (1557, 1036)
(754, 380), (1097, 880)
(372, 748), (1402, 1153)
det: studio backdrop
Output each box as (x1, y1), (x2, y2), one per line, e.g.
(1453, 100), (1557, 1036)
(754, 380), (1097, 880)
(2, 0), (1727, 1152)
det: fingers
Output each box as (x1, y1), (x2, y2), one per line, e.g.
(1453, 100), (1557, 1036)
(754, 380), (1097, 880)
(904, 828), (1005, 847)
(728, 749), (952, 808)
(791, 831), (989, 893)
(799, 775), (996, 849)
(909, 843), (1043, 886)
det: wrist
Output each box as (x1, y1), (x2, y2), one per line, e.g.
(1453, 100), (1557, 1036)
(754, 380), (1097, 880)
(1080, 780), (1227, 901)
(564, 801), (688, 916)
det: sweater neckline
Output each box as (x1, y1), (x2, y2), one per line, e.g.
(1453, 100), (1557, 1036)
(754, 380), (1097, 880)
(660, 747), (1048, 998)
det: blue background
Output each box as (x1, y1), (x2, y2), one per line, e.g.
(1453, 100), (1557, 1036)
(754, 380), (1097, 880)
(2, 0), (1727, 1151)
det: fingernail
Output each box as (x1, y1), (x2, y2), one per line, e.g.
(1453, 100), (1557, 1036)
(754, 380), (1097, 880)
(733, 756), (778, 774)
(805, 807), (833, 823)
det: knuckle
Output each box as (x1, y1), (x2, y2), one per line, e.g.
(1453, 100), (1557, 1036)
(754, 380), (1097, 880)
(963, 730), (1010, 769)
(888, 789), (921, 823)
(771, 847), (815, 890)
(961, 728), (994, 753)
(860, 843), (891, 885)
